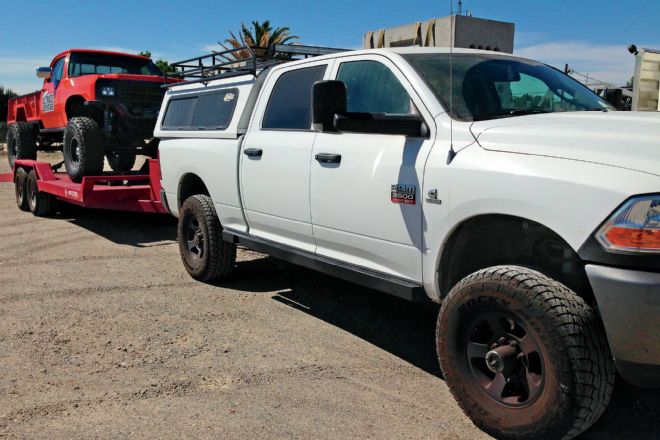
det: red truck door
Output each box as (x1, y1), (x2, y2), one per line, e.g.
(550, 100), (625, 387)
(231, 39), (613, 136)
(39, 56), (66, 128)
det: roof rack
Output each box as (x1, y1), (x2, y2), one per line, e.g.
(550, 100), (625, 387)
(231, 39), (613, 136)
(166, 44), (349, 87)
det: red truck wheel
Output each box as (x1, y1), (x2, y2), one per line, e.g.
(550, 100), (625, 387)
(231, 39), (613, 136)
(107, 152), (136, 172)
(6, 122), (37, 169)
(63, 117), (105, 182)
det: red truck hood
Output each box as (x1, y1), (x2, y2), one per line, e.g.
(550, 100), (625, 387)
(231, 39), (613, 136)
(93, 73), (180, 83)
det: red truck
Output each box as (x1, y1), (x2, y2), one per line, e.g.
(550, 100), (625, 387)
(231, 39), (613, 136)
(6, 49), (178, 181)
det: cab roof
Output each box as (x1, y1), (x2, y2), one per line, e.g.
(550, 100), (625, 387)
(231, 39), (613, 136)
(51, 49), (150, 64)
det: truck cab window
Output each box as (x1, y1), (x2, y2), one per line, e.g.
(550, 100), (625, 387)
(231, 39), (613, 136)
(52, 58), (65, 88)
(336, 60), (414, 114)
(262, 65), (327, 130)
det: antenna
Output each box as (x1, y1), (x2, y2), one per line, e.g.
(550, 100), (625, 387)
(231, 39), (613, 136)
(458, 0), (463, 15)
(447, 0), (457, 164)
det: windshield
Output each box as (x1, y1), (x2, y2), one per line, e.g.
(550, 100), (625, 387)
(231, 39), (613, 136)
(68, 52), (162, 77)
(403, 53), (611, 121)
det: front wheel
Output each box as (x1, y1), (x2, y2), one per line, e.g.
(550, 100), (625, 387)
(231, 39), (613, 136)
(63, 117), (105, 182)
(436, 266), (614, 440)
(178, 194), (236, 282)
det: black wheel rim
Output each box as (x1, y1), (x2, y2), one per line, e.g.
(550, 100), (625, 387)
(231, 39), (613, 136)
(70, 138), (81, 164)
(185, 214), (205, 260)
(463, 308), (545, 407)
(28, 175), (38, 209)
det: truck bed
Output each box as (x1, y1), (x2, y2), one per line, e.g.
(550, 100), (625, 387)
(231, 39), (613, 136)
(7, 91), (41, 124)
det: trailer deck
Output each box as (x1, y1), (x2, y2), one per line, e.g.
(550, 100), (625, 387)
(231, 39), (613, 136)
(10, 159), (168, 214)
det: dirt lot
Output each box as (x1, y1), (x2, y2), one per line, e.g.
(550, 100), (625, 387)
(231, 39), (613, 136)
(0, 151), (658, 439)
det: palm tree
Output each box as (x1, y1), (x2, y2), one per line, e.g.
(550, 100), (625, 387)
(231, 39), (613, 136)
(219, 20), (299, 60)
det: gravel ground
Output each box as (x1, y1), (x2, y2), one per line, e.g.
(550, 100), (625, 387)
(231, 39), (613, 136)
(0, 151), (658, 439)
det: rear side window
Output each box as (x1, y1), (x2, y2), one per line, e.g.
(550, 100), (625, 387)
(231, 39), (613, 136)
(161, 89), (238, 130)
(262, 65), (327, 130)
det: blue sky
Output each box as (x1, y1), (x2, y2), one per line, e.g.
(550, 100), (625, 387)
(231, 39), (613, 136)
(1, 0), (659, 94)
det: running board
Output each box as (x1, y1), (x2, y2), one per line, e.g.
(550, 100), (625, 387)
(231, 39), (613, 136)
(223, 231), (427, 302)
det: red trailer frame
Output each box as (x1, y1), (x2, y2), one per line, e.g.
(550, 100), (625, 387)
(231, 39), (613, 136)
(9, 159), (168, 214)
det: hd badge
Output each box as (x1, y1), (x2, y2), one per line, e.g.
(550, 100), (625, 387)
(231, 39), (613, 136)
(391, 184), (416, 205)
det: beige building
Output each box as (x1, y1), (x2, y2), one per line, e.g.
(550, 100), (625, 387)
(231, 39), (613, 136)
(363, 15), (515, 54)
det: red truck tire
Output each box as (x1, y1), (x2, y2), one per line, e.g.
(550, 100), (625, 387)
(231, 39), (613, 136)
(63, 117), (105, 182)
(6, 122), (37, 169)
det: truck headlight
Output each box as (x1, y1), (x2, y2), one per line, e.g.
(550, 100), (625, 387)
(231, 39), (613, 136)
(100, 86), (116, 97)
(597, 195), (660, 253)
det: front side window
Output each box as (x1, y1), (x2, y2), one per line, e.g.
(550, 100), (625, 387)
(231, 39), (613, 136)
(262, 65), (327, 130)
(52, 58), (65, 88)
(336, 60), (414, 114)
(403, 53), (611, 121)
(68, 52), (162, 77)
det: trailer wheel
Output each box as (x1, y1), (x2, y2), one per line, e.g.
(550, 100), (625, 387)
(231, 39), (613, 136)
(6, 122), (37, 169)
(107, 152), (136, 172)
(14, 167), (30, 212)
(26, 170), (54, 217)
(63, 117), (105, 182)
(436, 265), (614, 440)
(178, 194), (236, 282)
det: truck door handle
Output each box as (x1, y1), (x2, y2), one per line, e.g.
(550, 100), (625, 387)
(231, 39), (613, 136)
(315, 153), (341, 164)
(243, 148), (263, 158)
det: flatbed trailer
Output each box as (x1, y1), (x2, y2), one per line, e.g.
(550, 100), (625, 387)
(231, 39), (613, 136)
(9, 159), (169, 215)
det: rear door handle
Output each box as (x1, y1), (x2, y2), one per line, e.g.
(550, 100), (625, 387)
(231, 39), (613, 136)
(315, 153), (341, 164)
(243, 148), (263, 158)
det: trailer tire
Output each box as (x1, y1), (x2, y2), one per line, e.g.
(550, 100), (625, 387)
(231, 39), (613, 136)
(14, 167), (30, 212)
(26, 170), (54, 217)
(7, 122), (37, 169)
(63, 117), (105, 182)
(107, 152), (136, 172)
(178, 194), (236, 282)
(436, 265), (614, 440)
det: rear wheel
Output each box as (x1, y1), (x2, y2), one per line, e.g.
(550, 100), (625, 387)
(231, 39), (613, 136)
(6, 122), (37, 169)
(436, 266), (614, 440)
(26, 170), (53, 217)
(14, 167), (29, 211)
(107, 152), (136, 172)
(63, 117), (104, 182)
(178, 194), (236, 282)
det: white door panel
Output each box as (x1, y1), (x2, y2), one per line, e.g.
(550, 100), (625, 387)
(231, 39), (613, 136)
(240, 60), (332, 252)
(241, 131), (317, 251)
(311, 55), (436, 282)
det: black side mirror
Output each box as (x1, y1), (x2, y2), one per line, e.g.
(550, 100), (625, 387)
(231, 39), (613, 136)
(334, 113), (429, 138)
(312, 80), (346, 132)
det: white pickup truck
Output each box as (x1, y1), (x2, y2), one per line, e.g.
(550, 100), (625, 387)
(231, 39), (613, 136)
(155, 44), (660, 440)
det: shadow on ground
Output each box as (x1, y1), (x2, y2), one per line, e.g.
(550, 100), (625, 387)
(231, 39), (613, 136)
(51, 203), (177, 247)
(225, 254), (660, 440)
(44, 202), (659, 439)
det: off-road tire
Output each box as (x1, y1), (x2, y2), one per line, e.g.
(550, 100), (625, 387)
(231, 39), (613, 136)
(26, 170), (54, 217)
(143, 138), (159, 158)
(107, 152), (136, 172)
(14, 167), (29, 211)
(63, 117), (104, 182)
(436, 265), (614, 440)
(6, 122), (37, 169)
(178, 194), (236, 281)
